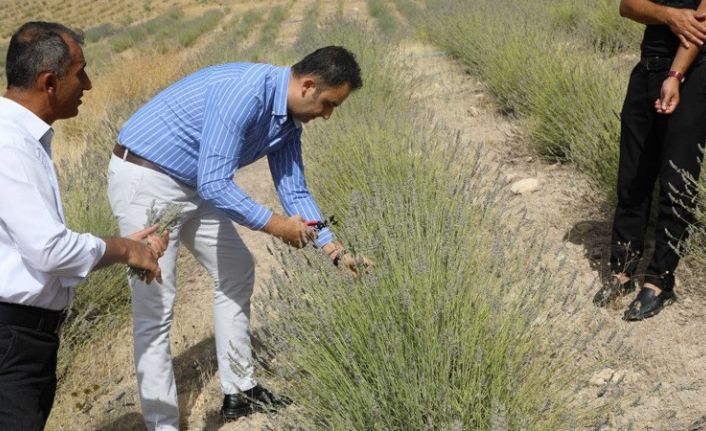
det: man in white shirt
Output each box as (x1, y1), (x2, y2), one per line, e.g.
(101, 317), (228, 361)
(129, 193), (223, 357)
(0, 22), (168, 430)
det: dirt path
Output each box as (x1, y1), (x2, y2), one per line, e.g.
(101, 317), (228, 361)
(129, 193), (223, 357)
(400, 38), (706, 431)
(50, 1), (706, 430)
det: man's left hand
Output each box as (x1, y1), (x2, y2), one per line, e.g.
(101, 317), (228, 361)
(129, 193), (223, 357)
(655, 76), (681, 114)
(336, 250), (374, 278)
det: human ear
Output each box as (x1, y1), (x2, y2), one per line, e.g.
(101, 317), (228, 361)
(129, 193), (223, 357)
(38, 71), (58, 95)
(301, 78), (317, 97)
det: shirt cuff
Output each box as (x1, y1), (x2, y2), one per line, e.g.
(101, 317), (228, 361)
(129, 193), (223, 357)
(314, 228), (334, 248)
(248, 207), (274, 231)
(60, 235), (106, 288)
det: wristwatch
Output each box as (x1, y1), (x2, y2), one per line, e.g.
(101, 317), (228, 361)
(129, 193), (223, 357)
(667, 70), (686, 84)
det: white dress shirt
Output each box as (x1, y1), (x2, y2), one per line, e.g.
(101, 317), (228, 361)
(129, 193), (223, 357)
(0, 96), (106, 310)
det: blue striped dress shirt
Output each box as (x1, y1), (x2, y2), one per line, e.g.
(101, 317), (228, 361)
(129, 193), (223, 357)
(118, 63), (333, 246)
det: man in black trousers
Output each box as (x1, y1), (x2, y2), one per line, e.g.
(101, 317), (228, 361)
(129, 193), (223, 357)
(0, 22), (167, 430)
(594, 0), (706, 320)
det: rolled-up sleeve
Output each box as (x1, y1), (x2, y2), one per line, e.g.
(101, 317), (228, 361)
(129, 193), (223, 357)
(0, 146), (105, 283)
(196, 80), (273, 229)
(268, 133), (334, 247)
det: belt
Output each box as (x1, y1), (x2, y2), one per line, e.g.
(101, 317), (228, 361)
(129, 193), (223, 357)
(0, 302), (66, 334)
(640, 56), (673, 71)
(113, 143), (164, 174)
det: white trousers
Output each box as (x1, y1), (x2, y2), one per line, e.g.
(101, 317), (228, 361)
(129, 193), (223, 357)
(107, 155), (256, 431)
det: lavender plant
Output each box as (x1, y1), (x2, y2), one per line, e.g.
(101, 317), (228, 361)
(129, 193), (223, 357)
(127, 200), (185, 280)
(250, 17), (605, 430)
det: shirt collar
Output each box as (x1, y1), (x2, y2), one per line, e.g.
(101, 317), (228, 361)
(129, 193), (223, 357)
(39, 129), (54, 157)
(272, 67), (302, 130)
(0, 96), (54, 154)
(272, 66), (290, 118)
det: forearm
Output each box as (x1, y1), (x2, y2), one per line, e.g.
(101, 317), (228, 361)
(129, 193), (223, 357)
(322, 241), (343, 255)
(322, 241), (347, 262)
(261, 213), (287, 237)
(198, 179), (273, 230)
(93, 236), (129, 270)
(267, 136), (337, 248)
(671, 1), (706, 71)
(671, 43), (701, 73)
(620, 0), (675, 24)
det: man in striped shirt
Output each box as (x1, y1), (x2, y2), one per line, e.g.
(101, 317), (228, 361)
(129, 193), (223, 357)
(107, 46), (368, 428)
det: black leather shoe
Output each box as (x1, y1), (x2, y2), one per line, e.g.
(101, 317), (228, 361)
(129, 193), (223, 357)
(221, 385), (290, 421)
(593, 276), (636, 307)
(622, 287), (676, 321)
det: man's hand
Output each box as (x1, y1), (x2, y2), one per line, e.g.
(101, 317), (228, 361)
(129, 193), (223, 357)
(262, 214), (316, 248)
(97, 224), (168, 284)
(666, 7), (706, 48)
(323, 242), (373, 278)
(128, 224), (169, 258)
(337, 251), (374, 278)
(619, 0), (706, 48)
(655, 76), (681, 114)
(125, 224), (168, 284)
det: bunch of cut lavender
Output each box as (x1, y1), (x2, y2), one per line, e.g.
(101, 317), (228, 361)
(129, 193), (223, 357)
(128, 200), (185, 281)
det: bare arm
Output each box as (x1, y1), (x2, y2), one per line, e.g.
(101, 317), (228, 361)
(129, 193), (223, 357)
(655, 0), (706, 114)
(620, 0), (706, 47)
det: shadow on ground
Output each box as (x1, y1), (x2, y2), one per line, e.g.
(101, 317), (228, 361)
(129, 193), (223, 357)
(96, 336), (218, 430)
(564, 219), (613, 282)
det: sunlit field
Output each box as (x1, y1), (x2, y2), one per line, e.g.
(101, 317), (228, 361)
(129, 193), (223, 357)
(2, 1), (705, 429)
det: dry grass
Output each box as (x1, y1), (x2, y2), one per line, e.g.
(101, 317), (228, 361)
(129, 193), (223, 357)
(52, 49), (195, 164)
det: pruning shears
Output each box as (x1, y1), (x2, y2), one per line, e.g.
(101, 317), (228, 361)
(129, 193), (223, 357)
(305, 215), (337, 231)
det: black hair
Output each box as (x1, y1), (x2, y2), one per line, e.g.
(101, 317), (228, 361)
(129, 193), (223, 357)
(5, 21), (84, 89)
(291, 46), (362, 90)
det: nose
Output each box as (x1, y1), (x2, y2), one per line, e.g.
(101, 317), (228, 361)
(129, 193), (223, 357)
(321, 107), (333, 120)
(82, 72), (92, 91)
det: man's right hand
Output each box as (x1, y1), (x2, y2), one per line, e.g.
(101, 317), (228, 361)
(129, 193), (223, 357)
(262, 214), (316, 248)
(126, 224), (168, 283)
(620, 0), (706, 48)
(97, 224), (168, 284)
(666, 7), (706, 48)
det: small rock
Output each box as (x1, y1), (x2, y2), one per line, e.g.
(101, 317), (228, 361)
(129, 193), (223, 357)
(590, 368), (615, 386)
(510, 178), (540, 194)
(467, 107), (480, 117)
(611, 369), (627, 382)
(504, 172), (520, 184)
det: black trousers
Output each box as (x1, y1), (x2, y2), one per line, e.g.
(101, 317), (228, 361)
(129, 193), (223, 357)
(0, 324), (59, 430)
(611, 59), (706, 290)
